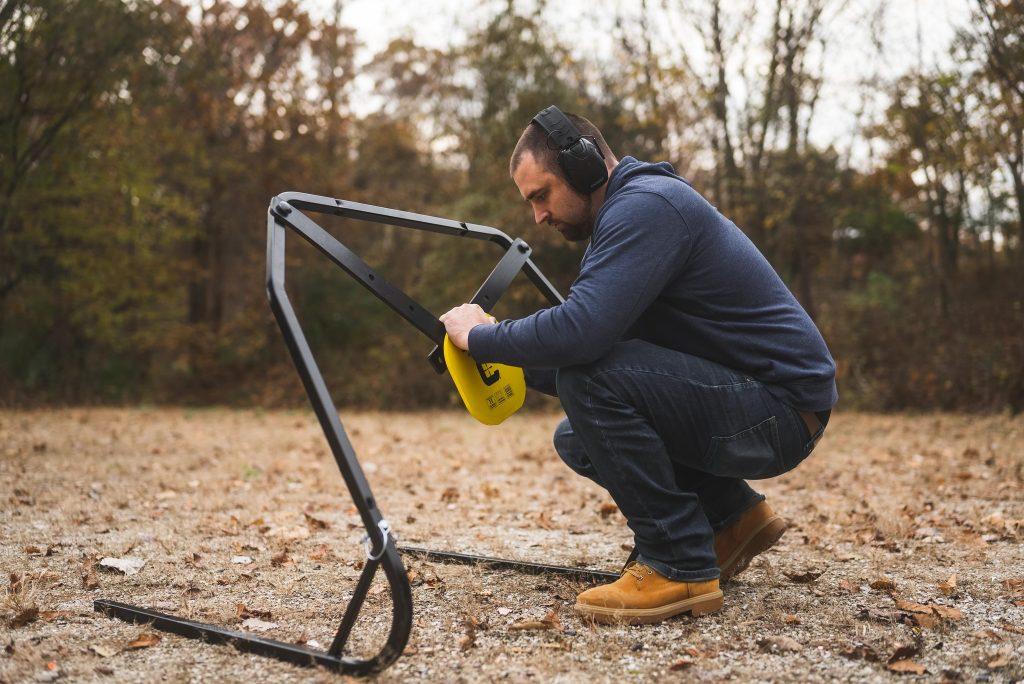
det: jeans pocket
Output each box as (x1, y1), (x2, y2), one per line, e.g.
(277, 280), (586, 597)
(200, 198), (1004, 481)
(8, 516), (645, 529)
(702, 416), (783, 479)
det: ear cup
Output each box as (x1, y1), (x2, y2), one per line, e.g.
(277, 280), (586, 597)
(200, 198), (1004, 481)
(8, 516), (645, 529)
(531, 106), (608, 195)
(559, 138), (608, 194)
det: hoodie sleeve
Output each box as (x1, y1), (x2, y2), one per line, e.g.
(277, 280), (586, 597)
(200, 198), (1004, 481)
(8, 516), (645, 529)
(468, 191), (693, 368)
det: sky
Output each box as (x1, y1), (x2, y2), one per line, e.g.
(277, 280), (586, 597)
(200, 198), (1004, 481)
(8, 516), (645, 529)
(300, 0), (974, 166)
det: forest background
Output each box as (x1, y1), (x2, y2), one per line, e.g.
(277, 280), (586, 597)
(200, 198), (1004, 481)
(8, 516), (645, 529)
(1, 0), (1022, 411)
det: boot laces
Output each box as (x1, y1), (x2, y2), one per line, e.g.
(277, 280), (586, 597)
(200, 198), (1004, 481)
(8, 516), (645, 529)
(623, 561), (653, 582)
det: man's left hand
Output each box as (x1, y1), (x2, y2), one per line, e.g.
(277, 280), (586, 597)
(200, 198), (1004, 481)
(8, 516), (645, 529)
(439, 303), (492, 351)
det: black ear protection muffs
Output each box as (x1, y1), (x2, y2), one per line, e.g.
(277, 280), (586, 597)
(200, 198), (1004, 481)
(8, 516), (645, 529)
(531, 106), (609, 194)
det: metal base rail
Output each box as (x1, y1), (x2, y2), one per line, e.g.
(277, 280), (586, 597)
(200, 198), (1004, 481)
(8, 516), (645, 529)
(397, 546), (621, 584)
(94, 193), (620, 675)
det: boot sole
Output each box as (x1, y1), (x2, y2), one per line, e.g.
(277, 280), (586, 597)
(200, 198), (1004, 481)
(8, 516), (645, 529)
(719, 515), (787, 583)
(573, 590), (724, 625)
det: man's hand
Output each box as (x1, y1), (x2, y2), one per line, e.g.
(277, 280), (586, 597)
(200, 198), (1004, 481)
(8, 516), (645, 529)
(439, 303), (493, 351)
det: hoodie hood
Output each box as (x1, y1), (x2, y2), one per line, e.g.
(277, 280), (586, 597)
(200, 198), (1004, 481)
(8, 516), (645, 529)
(604, 156), (689, 200)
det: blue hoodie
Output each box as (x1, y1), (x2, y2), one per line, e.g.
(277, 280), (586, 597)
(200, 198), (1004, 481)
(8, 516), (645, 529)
(468, 156), (838, 412)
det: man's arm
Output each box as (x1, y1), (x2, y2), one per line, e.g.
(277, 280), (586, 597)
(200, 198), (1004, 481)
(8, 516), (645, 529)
(436, 309), (558, 395)
(468, 193), (692, 368)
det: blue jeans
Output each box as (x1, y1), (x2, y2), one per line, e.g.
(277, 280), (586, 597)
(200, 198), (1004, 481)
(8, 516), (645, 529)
(551, 339), (823, 581)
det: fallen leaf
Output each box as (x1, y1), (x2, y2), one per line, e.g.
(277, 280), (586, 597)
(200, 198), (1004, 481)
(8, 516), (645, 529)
(669, 657), (694, 670)
(509, 620), (552, 631)
(303, 513), (329, 530)
(309, 544), (332, 561)
(757, 635), (803, 653)
(24, 545), (51, 555)
(236, 604), (272, 620)
(1000, 621), (1024, 635)
(9, 607), (39, 628)
(987, 654), (1010, 669)
(839, 643), (879, 661)
(463, 615), (488, 631)
(887, 660), (927, 674)
(870, 578), (896, 592)
(937, 573), (957, 596)
(541, 609), (562, 631)
(38, 611), (72, 622)
(125, 632), (161, 650)
(910, 613), (939, 629)
(241, 618), (278, 632)
(90, 644), (119, 658)
(1001, 577), (1023, 592)
(930, 605), (963, 621)
(458, 616), (482, 646)
(536, 510), (555, 530)
(785, 568), (825, 583)
(99, 557), (146, 576)
(970, 629), (1003, 641)
(888, 643), (920, 662)
(894, 599), (932, 614)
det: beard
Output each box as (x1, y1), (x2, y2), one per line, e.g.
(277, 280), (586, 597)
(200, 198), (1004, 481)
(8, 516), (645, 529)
(555, 192), (594, 242)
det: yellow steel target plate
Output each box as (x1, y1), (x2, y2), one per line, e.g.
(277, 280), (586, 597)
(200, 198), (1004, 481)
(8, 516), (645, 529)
(443, 332), (525, 425)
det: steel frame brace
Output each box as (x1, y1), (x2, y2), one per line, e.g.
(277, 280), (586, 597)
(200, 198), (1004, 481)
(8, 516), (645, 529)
(93, 192), (619, 675)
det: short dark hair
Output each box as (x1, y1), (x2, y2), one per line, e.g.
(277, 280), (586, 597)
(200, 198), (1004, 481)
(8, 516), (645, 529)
(509, 111), (614, 180)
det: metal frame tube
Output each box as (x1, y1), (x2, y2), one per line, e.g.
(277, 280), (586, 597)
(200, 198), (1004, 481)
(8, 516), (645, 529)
(94, 193), (616, 676)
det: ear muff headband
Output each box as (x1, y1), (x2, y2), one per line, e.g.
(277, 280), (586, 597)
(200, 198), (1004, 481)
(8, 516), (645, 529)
(531, 106), (608, 194)
(533, 106), (583, 150)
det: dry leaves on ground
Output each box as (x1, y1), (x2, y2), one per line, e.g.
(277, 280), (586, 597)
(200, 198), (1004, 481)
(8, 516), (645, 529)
(1, 409), (1022, 683)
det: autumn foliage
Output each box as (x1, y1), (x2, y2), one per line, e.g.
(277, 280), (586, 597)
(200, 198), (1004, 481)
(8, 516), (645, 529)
(0, 1), (1021, 410)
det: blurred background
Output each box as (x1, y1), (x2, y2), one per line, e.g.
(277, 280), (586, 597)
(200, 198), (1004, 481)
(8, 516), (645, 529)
(0, 0), (1021, 411)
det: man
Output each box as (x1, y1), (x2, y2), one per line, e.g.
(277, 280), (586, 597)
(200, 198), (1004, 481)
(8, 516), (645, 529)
(440, 107), (837, 625)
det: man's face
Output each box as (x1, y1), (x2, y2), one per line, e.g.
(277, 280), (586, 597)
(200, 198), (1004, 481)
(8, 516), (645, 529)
(512, 152), (594, 242)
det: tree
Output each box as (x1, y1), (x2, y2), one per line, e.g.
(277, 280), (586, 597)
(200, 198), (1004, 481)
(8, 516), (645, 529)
(881, 71), (972, 316)
(0, 0), (162, 302)
(957, 0), (1024, 260)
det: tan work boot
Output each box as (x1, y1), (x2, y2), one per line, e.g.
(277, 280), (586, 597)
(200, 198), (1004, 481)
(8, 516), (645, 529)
(574, 562), (723, 625)
(715, 500), (787, 582)
(617, 501), (788, 582)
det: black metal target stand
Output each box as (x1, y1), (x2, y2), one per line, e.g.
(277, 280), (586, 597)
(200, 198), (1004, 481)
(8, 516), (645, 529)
(93, 192), (621, 675)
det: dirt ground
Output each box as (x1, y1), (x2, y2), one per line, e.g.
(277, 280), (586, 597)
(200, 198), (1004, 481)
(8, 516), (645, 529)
(2, 408), (1023, 682)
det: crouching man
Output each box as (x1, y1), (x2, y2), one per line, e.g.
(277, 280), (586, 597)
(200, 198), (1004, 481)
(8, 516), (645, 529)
(440, 106), (836, 625)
